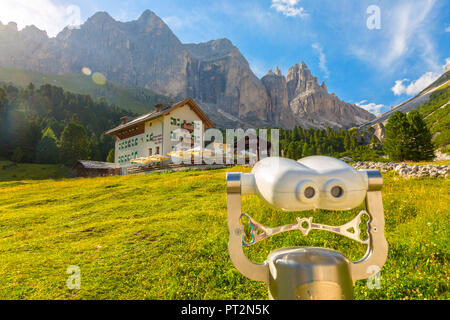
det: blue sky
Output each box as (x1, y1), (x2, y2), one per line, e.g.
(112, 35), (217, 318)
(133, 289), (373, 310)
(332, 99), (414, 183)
(0, 0), (449, 115)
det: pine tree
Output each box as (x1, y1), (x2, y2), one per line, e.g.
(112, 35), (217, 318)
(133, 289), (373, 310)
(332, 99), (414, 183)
(383, 111), (413, 161)
(286, 142), (296, 159)
(407, 110), (435, 160)
(60, 121), (91, 166)
(36, 127), (60, 164)
(106, 148), (115, 163)
(20, 120), (42, 163)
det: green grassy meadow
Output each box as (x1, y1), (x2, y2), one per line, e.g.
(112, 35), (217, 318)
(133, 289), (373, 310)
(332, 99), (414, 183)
(0, 167), (448, 300)
(0, 161), (73, 181)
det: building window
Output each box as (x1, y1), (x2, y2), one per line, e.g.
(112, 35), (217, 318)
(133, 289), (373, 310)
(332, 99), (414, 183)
(149, 148), (152, 156)
(156, 146), (160, 155)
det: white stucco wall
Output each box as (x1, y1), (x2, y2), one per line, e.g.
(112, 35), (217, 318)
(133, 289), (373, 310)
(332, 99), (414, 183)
(162, 105), (205, 155)
(114, 104), (206, 168)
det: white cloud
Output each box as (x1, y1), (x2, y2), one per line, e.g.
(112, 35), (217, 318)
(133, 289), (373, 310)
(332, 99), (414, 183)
(384, 0), (436, 69)
(391, 72), (440, 96)
(351, 0), (439, 72)
(311, 42), (330, 78)
(446, 26), (450, 32)
(391, 57), (450, 96)
(0, 0), (82, 37)
(356, 101), (387, 116)
(270, 0), (307, 18)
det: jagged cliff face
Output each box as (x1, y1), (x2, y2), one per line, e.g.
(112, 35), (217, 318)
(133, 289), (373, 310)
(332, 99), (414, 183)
(261, 62), (375, 129)
(56, 11), (191, 97)
(0, 10), (375, 129)
(261, 68), (295, 127)
(0, 11), (190, 97)
(185, 39), (270, 122)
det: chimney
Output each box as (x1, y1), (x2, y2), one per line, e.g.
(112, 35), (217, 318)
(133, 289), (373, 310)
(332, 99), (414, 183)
(120, 116), (129, 125)
(155, 104), (164, 112)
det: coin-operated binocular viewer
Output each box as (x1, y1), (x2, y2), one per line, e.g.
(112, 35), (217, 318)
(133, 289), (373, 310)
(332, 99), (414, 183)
(226, 156), (388, 300)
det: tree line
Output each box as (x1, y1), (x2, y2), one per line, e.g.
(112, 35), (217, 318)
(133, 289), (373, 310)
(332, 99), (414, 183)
(383, 110), (434, 161)
(276, 109), (435, 162)
(0, 82), (436, 166)
(0, 83), (133, 166)
(277, 126), (383, 161)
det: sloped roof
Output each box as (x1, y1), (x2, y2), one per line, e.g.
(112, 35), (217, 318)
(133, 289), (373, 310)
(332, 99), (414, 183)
(75, 160), (119, 170)
(106, 98), (214, 135)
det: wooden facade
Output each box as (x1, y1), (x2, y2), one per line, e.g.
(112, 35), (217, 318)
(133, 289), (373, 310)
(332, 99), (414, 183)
(74, 161), (120, 178)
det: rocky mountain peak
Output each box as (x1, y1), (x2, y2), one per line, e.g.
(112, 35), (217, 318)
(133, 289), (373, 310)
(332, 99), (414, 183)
(21, 25), (48, 40)
(0, 21), (18, 32)
(263, 60), (375, 129)
(274, 66), (282, 76)
(286, 61), (321, 99)
(87, 11), (115, 24)
(135, 9), (168, 30)
(184, 38), (237, 62)
(265, 67), (283, 78)
(138, 9), (156, 21)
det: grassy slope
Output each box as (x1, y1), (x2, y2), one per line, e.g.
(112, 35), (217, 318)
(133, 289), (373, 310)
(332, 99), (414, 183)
(0, 168), (448, 300)
(0, 161), (72, 181)
(0, 65), (172, 114)
(418, 71), (449, 96)
(417, 86), (450, 149)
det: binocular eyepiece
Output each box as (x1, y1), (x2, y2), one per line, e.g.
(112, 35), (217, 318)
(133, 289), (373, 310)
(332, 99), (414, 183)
(234, 156), (382, 212)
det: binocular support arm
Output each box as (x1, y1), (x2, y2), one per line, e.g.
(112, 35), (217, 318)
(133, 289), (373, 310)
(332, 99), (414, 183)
(350, 189), (388, 283)
(227, 173), (269, 283)
(241, 210), (370, 246)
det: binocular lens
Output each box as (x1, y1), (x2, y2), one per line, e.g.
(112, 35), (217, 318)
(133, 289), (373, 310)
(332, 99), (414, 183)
(304, 187), (316, 199)
(331, 186), (344, 198)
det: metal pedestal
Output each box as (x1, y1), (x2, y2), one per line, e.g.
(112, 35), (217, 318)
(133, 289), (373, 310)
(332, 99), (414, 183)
(267, 247), (353, 300)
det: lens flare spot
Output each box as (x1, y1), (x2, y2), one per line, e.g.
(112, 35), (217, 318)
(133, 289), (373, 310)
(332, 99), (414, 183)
(92, 72), (107, 85)
(81, 67), (92, 76)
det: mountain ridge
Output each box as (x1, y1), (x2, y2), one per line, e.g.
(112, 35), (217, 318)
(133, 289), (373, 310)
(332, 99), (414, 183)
(0, 10), (375, 129)
(360, 70), (450, 131)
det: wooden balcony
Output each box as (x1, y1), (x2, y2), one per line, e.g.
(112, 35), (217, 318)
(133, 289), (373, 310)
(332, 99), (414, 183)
(181, 121), (194, 133)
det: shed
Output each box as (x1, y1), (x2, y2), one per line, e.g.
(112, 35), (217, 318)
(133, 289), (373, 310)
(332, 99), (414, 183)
(74, 160), (120, 177)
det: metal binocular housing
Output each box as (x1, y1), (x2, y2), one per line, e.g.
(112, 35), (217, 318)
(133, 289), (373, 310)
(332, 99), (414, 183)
(226, 156), (387, 300)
